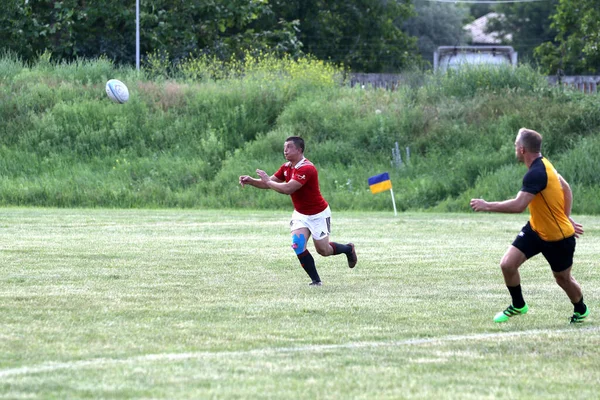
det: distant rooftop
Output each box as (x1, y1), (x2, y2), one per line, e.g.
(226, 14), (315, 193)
(464, 12), (511, 45)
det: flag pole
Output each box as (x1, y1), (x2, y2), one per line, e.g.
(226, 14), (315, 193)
(390, 188), (397, 216)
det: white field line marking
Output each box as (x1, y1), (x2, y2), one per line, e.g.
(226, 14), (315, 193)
(1, 326), (598, 379)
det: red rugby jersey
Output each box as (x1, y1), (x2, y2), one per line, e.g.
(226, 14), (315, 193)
(273, 158), (328, 215)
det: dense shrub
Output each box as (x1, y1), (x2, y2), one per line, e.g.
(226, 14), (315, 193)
(2, 52), (600, 213)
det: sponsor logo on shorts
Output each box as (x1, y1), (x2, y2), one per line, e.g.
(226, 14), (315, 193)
(518, 231), (525, 237)
(320, 231), (326, 237)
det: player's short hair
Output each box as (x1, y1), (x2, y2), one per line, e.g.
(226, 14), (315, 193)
(518, 128), (542, 153)
(285, 136), (305, 152)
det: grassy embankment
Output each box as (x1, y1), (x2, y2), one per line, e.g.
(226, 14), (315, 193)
(1, 52), (599, 212)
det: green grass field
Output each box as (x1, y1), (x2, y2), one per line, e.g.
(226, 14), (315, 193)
(1, 209), (599, 399)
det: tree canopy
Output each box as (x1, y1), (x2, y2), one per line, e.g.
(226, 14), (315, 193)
(0, 0), (419, 72)
(486, 1), (558, 64)
(534, 0), (600, 74)
(403, 2), (469, 65)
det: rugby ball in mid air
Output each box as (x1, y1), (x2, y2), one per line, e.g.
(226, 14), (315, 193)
(105, 79), (129, 104)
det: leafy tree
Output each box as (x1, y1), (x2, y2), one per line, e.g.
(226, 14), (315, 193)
(140, 0), (299, 62)
(0, 0), (420, 72)
(534, 0), (600, 74)
(255, 0), (420, 72)
(402, 3), (469, 66)
(485, 1), (558, 64)
(0, 0), (295, 65)
(0, 0), (89, 62)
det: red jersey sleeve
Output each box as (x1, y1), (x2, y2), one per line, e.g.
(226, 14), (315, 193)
(273, 164), (286, 181)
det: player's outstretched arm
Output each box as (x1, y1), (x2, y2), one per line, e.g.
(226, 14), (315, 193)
(239, 175), (270, 189)
(256, 169), (300, 195)
(470, 191), (534, 213)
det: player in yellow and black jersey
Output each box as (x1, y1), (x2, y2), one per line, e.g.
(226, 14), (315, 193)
(470, 128), (588, 324)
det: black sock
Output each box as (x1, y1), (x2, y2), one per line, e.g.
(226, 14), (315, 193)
(298, 250), (320, 282)
(573, 296), (587, 315)
(330, 242), (351, 255)
(507, 285), (525, 309)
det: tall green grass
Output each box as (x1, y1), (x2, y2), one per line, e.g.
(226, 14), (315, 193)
(1, 52), (600, 212)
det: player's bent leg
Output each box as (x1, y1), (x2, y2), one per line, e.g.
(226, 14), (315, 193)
(314, 237), (357, 268)
(552, 267), (582, 303)
(552, 267), (589, 323)
(495, 246), (528, 322)
(313, 235), (333, 257)
(298, 249), (321, 285)
(292, 229), (321, 285)
(291, 229), (309, 255)
(500, 246), (526, 286)
(330, 242), (357, 268)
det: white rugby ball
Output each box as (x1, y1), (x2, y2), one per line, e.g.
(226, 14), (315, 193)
(105, 79), (129, 104)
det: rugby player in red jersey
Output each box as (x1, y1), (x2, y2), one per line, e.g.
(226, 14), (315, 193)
(239, 136), (357, 286)
(471, 128), (588, 324)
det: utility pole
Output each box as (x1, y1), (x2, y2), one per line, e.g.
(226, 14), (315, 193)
(136, 0), (140, 70)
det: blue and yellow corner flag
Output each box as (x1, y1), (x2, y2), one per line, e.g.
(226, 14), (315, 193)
(368, 172), (397, 215)
(368, 172), (392, 194)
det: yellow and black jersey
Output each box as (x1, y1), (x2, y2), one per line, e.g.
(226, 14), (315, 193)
(521, 157), (575, 241)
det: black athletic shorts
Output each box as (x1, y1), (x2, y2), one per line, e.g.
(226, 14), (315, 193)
(512, 222), (576, 272)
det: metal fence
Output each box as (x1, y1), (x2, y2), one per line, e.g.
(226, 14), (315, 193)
(546, 76), (599, 93)
(348, 73), (405, 90)
(348, 73), (600, 94)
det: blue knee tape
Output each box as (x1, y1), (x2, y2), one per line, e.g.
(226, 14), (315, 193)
(291, 234), (306, 255)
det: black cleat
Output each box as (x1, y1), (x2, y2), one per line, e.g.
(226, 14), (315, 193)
(347, 243), (357, 269)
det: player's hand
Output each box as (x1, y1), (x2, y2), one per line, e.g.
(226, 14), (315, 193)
(569, 217), (584, 238)
(239, 175), (251, 187)
(256, 169), (270, 182)
(470, 198), (488, 212)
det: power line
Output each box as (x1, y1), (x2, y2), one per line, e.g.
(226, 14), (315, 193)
(421, 0), (548, 3)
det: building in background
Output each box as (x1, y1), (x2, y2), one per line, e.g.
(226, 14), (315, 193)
(463, 12), (511, 45)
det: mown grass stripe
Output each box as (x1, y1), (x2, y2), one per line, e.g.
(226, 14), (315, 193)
(2, 326), (597, 379)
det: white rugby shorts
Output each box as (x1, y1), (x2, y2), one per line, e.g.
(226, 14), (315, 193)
(290, 206), (331, 240)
